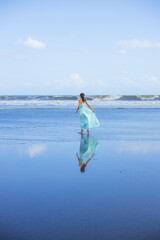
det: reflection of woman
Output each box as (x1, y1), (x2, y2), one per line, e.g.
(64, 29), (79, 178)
(76, 135), (99, 172)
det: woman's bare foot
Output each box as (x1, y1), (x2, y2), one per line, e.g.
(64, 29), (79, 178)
(87, 129), (89, 135)
(81, 130), (84, 134)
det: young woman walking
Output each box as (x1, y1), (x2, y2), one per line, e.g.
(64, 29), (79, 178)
(76, 93), (100, 134)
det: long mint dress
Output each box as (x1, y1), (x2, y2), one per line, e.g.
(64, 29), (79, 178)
(79, 102), (100, 130)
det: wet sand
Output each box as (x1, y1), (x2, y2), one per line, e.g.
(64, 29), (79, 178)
(0, 107), (160, 239)
(1, 139), (160, 239)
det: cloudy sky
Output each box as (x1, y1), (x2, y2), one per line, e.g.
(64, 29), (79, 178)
(0, 0), (160, 95)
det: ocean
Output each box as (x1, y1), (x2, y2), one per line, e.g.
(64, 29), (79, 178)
(1, 95), (160, 108)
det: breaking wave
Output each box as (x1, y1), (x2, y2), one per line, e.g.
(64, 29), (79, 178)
(0, 95), (160, 107)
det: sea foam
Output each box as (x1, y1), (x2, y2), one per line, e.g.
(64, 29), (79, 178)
(0, 95), (160, 108)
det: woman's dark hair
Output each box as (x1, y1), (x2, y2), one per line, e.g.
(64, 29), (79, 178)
(80, 164), (86, 172)
(80, 93), (86, 102)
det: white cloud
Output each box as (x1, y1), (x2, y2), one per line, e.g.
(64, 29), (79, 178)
(117, 142), (160, 154)
(70, 73), (84, 86)
(46, 74), (110, 94)
(118, 49), (126, 54)
(47, 72), (160, 95)
(118, 74), (160, 90)
(18, 36), (46, 49)
(114, 74), (160, 94)
(25, 144), (47, 158)
(140, 74), (160, 85)
(117, 39), (160, 49)
(54, 73), (85, 89)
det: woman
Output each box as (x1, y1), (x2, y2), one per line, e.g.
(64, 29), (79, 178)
(76, 93), (100, 135)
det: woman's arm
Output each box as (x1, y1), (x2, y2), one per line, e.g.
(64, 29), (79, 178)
(86, 100), (95, 113)
(86, 153), (95, 166)
(76, 153), (82, 166)
(76, 100), (81, 113)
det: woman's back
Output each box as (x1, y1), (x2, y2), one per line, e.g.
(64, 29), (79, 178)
(80, 99), (87, 105)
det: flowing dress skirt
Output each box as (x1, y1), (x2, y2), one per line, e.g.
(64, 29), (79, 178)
(79, 103), (100, 129)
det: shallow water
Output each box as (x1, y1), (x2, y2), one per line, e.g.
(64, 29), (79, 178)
(0, 108), (160, 143)
(0, 108), (160, 239)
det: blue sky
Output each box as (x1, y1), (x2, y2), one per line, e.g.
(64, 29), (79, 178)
(0, 0), (160, 95)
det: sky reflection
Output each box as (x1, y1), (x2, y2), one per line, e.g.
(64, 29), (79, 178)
(24, 144), (47, 158)
(117, 141), (160, 154)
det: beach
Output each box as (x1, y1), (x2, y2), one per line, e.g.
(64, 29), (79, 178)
(1, 99), (160, 239)
(1, 0), (160, 237)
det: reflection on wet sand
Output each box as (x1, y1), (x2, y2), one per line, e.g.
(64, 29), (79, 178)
(24, 144), (47, 158)
(76, 135), (99, 172)
(117, 142), (160, 154)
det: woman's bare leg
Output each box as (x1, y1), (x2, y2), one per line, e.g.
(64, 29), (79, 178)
(87, 129), (89, 135)
(81, 129), (84, 134)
